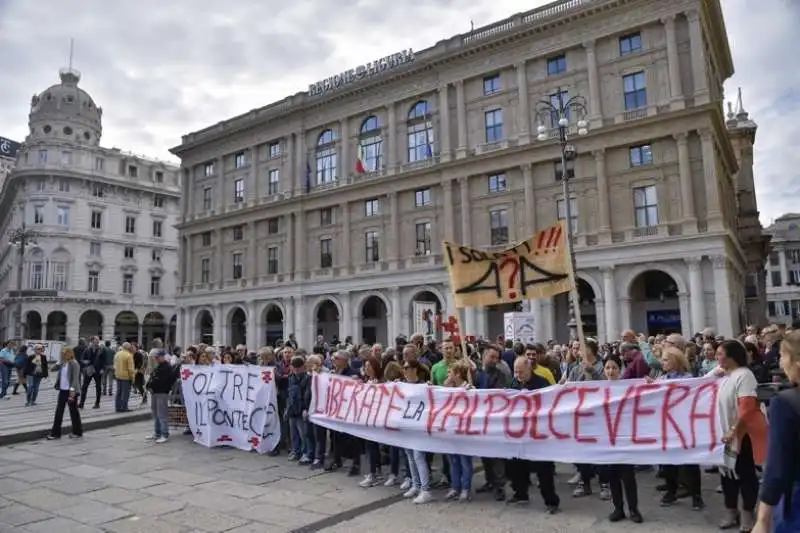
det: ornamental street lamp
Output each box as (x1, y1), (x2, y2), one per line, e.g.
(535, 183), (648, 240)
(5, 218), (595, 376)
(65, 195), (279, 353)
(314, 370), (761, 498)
(535, 89), (590, 342)
(8, 225), (38, 339)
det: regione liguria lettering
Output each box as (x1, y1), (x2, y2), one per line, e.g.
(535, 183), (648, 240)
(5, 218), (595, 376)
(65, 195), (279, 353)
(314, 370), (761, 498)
(308, 49), (415, 97)
(444, 220), (574, 308)
(310, 373), (725, 465)
(180, 365), (281, 454)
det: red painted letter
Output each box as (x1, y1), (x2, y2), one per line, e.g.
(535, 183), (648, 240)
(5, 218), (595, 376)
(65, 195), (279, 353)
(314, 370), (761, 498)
(631, 384), (660, 445)
(573, 387), (600, 444)
(661, 382), (691, 451)
(548, 387), (575, 440)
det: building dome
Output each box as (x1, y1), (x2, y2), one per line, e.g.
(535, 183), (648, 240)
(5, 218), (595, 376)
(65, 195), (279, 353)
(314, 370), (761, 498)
(27, 68), (103, 146)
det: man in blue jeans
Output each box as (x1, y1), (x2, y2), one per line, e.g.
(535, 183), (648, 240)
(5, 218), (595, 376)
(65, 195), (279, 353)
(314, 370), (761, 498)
(0, 340), (16, 399)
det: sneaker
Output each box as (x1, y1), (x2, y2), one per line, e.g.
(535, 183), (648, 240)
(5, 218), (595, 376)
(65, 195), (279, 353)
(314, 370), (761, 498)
(660, 493), (678, 507)
(434, 476), (449, 489)
(545, 505), (560, 514)
(298, 455), (311, 465)
(359, 474), (378, 488)
(609, 508), (626, 522)
(568, 472), (582, 485)
(507, 494), (529, 504)
(155, 437), (168, 444)
(310, 460), (323, 470)
(399, 477), (412, 491)
(145, 435), (158, 441)
(46, 434), (60, 440)
(413, 490), (433, 504)
(629, 510), (643, 523)
(383, 474), (397, 487)
(572, 483), (591, 498)
(403, 487), (419, 498)
(691, 496), (705, 511)
(458, 490), (471, 502)
(287, 452), (298, 461)
(444, 489), (459, 501)
(68, 434), (82, 439)
(599, 484), (611, 501)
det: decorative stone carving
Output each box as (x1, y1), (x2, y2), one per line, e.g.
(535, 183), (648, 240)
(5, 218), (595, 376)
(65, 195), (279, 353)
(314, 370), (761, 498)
(711, 255), (728, 270)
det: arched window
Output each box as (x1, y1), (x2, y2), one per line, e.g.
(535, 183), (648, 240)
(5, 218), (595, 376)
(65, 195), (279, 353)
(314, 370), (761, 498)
(358, 116), (382, 173)
(315, 129), (337, 185)
(51, 247), (72, 291)
(406, 100), (434, 163)
(27, 249), (45, 290)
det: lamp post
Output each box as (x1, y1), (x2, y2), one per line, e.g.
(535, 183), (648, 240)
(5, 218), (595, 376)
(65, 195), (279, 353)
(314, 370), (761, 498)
(8, 225), (38, 339)
(535, 89), (590, 341)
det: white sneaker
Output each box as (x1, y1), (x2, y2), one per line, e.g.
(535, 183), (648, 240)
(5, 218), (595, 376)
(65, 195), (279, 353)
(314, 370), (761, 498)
(413, 490), (433, 504)
(444, 489), (459, 501)
(383, 474), (397, 487)
(403, 487), (419, 498)
(399, 477), (412, 491)
(459, 490), (471, 502)
(568, 472), (582, 485)
(359, 474), (377, 488)
(145, 435), (156, 441)
(155, 437), (168, 444)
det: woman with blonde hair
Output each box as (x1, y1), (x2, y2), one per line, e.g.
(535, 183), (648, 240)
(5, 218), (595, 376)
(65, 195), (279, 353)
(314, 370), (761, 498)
(47, 347), (83, 440)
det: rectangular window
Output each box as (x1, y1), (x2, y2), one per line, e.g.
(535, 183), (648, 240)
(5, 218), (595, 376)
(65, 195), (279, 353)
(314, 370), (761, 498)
(200, 258), (210, 283)
(58, 178), (69, 192)
(155, 171), (163, 183)
(232, 225), (244, 241)
(128, 165), (138, 178)
(769, 252), (780, 266)
(768, 301), (777, 316)
(232, 253), (243, 280)
(122, 274), (134, 295)
(53, 263), (67, 291)
(483, 74), (501, 95)
(791, 249), (800, 263)
(554, 159), (575, 181)
(415, 222), (431, 256)
(415, 188), (431, 207)
(268, 169), (279, 195)
(125, 216), (136, 234)
(407, 122), (434, 163)
(30, 262), (44, 290)
(95, 157), (104, 171)
(151, 249), (162, 262)
(619, 32), (642, 56)
(315, 149), (337, 185)
(629, 144), (653, 166)
(365, 199), (380, 217)
(88, 271), (99, 292)
(267, 218), (279, 234)
(150, 276), (161, 296)
(35, 179), (45, 191)
(204, 162), (215, 176)
(633, 185), (659, 227)
(557, 198), (579, 235)
(267, 246), (279, 274)
(90, 242), (101, 256)
(90, 211), (102, 230)
(61, 151), (72, 165)
(269, 142), (281, 158)
(201, 232), (211, 247)
(488, 173), (507, 193)
(365, 231), (380, 263)
(484, 109), (504, 143)
(623, 72), (647, 110)
(153, 195), (164, 208)
(124, 246), (134, 259)
(234, 179), (245, 203)
(203, 187), (213, 210)
(152, 220), (163, 238)
(771, 271), (782, 287)
(38, 149), (47, 164)
(320, 208), (333, 227)
(33, 206), (44, 225)
(92, 184), (104, 198)
(235, 152), (246, 169)
(547, 54), (567, 76)
(320, 238), (333, 268)
(57, 206), (69, 227)
(549, 90), (570, 126)
(489, 209), (509, 245)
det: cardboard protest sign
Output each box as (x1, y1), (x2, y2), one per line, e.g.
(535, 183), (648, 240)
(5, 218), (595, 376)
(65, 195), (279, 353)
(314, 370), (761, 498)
(180, 365), (281, 454)
(310, 373), (725, 465)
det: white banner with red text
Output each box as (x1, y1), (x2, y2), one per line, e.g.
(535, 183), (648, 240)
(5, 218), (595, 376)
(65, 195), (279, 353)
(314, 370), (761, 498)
(310, 373), (725, 465)
(180, 365), (281, 454)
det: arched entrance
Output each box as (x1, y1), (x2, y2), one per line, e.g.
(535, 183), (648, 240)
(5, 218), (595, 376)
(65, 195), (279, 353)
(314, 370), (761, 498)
(629, 270), (682, 335)
(114, 311), (139, 343)
(229, 307), (247, 347)
(78, 310), (104, 341)
(26, 311), (42, 339)
(360, 295), (388, 345)
(263, 304), (284, 346)
(487, 302), (521, 342)
(553, 278), (599, 342)
(409, 290), (443, 340)
(46, 311), (67, 341)
(142, 312), (166, 348)
(315, 300), (340, 343)
(168, 315), (177, 347)
(196, 310), (214, 345)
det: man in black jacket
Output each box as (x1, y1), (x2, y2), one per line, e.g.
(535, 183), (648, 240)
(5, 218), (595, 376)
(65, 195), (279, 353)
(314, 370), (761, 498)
(146, 350), (176, 443)
(79, 336), (105, 409)
(507, 356), (561, 514)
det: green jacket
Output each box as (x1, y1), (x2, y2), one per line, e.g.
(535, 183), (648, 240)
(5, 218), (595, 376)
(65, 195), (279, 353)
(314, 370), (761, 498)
(431, 359), (450, 386)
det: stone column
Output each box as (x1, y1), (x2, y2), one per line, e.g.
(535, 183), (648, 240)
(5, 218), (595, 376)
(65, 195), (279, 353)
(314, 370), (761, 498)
(285, 134), (295, 194)
(459, 177), (471, 245)
(516, 62), (531, 144)
(541, 299), (555, 341)
(248, 221), (257, 282)
(618, 297), (632, 331)
(295, 130), (307, 192)
(687, 9), (709, 105)
(594, 298), (606, 343)
(293, 297), (307, 349)
(602, 267), (618, 341)
(286, 213), (295, 278)
(247, 300), (258, 349)
(182, 307), (192, 346)
(386, 102), (397, 174)
(700, 130), (722, 230)
(530, 298), (545, 343)
(594, 150), (611, 242)
(389, 192), (400, 265)
(216, 229), (224, 285)
(390, 288), (401, 342)
(475, 308), (488, 338)
(249, 145), (258, 202)
(686, 257), (705, 334)
(464, 308), (477, 339)
(295, 211), (306, 277)
(675, 133), (697, 233)
(455, 81), (467, 159)
(340, 118), (349, 182)
(182, 168), (191, 217)
(779, 249), (789, 287)
(438, 85), (452, 161)
(679, 293), (692, 338)
(442, 180), (455, 241)
(662, 14), (684, 110)
(340, 202), (351, 269)
(522, 164), (536, 235)
(583, 40), (603, 127)
(216, 156), (225, 213)
(712, 255), (734, 338)
(213, 304), (223, 346)
(284, 297), (295, 343)
(340, 292), (353, 342)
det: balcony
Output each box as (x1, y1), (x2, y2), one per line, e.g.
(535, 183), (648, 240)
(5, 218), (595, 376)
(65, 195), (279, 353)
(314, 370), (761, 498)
(400, 156), (440, 173)
(474, 140), (510, 155)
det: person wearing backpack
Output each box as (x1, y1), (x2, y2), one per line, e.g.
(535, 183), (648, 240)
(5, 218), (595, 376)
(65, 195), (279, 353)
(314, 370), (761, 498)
(754, 331), (800, 533)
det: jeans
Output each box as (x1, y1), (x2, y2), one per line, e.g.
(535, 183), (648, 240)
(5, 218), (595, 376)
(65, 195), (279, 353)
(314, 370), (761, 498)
(26, 375), (42, 404)
(102, 368), (114, 393)
(388, 446), (402, 477)
(151, 393), (169, 438)
(288, 416), (307, 456)
(80, 370), (102, 407)
(51, 389), (83, 437)
(313, 424), (327, 463)
(405, 448), (430, 491)
(448, 454), (474, 492)
(366, 440), (382, 475)
(115, 379), (132, 411)
(0, 363), (10, 397)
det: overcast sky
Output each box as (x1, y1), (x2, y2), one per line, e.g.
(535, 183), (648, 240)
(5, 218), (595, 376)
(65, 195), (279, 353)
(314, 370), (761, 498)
(0, 0), (796, 223)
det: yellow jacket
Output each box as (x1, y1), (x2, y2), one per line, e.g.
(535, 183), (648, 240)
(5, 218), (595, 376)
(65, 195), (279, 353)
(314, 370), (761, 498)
(114, 349), (136, 380)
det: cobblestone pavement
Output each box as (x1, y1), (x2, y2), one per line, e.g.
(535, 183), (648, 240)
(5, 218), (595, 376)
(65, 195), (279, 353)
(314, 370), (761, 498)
(0, 421), (721, 533)
(0, 380), (148, 443)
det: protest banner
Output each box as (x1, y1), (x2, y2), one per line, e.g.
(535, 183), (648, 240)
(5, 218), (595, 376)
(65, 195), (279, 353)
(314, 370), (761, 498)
(180, 365), (281, 454)
(443, 221), (573, 309)
(310, 373), (725, 465)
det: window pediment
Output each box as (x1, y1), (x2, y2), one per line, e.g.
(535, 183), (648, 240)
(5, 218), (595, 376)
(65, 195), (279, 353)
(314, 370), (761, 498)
(148, 265), (165, 276)
(85, 259), (104, 270)
(121, 264), (138, 274)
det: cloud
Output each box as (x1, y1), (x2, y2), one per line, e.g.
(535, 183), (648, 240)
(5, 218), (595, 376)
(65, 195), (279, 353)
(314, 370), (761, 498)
(0, 0), (795, 223)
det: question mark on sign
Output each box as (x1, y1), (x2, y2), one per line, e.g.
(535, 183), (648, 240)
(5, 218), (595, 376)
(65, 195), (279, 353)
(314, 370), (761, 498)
(499, 257), (521, 299)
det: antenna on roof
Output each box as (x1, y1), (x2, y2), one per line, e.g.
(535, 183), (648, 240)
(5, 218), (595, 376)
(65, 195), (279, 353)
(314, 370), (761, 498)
(68, 38), (74, 70)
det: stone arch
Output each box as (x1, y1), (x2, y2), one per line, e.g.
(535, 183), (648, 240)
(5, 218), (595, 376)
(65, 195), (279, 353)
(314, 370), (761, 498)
(355, 290), (392, 318)
(114, 311), (140, 343)
(227, 306), (247, 347)
(311, 295), (343, 343)
(261, 301), (285, 346)
(622, 263), (688, 297)
(260, 300), (286, 320)
(195, 309), (214, 345)
(577, 273), (603, 301)
(406, 285), (447, 312)
(226, 305), (248, 323)
(25, 310), (43, 339)
(625, 265), (686, 336)
(309, 295), (344, 321)
(78, 310), (104, 341)
(142, 312), (166, 348)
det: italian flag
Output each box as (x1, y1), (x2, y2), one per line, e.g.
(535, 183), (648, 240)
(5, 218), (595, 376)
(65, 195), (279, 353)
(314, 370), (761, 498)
(355, 144), (367, 174)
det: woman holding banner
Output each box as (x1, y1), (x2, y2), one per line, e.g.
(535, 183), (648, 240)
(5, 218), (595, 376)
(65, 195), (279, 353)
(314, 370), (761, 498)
(324, 350), (362, 477)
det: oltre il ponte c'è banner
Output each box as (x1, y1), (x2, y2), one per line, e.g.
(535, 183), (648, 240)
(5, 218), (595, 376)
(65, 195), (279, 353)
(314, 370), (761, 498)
(310, 373), (725, 465)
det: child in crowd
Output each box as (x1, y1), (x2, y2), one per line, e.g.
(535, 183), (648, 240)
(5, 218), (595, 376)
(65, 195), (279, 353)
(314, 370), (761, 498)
(444, 359), (474, 502)
(286, 356), (311, 463)
(401, 359), (433, 504)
